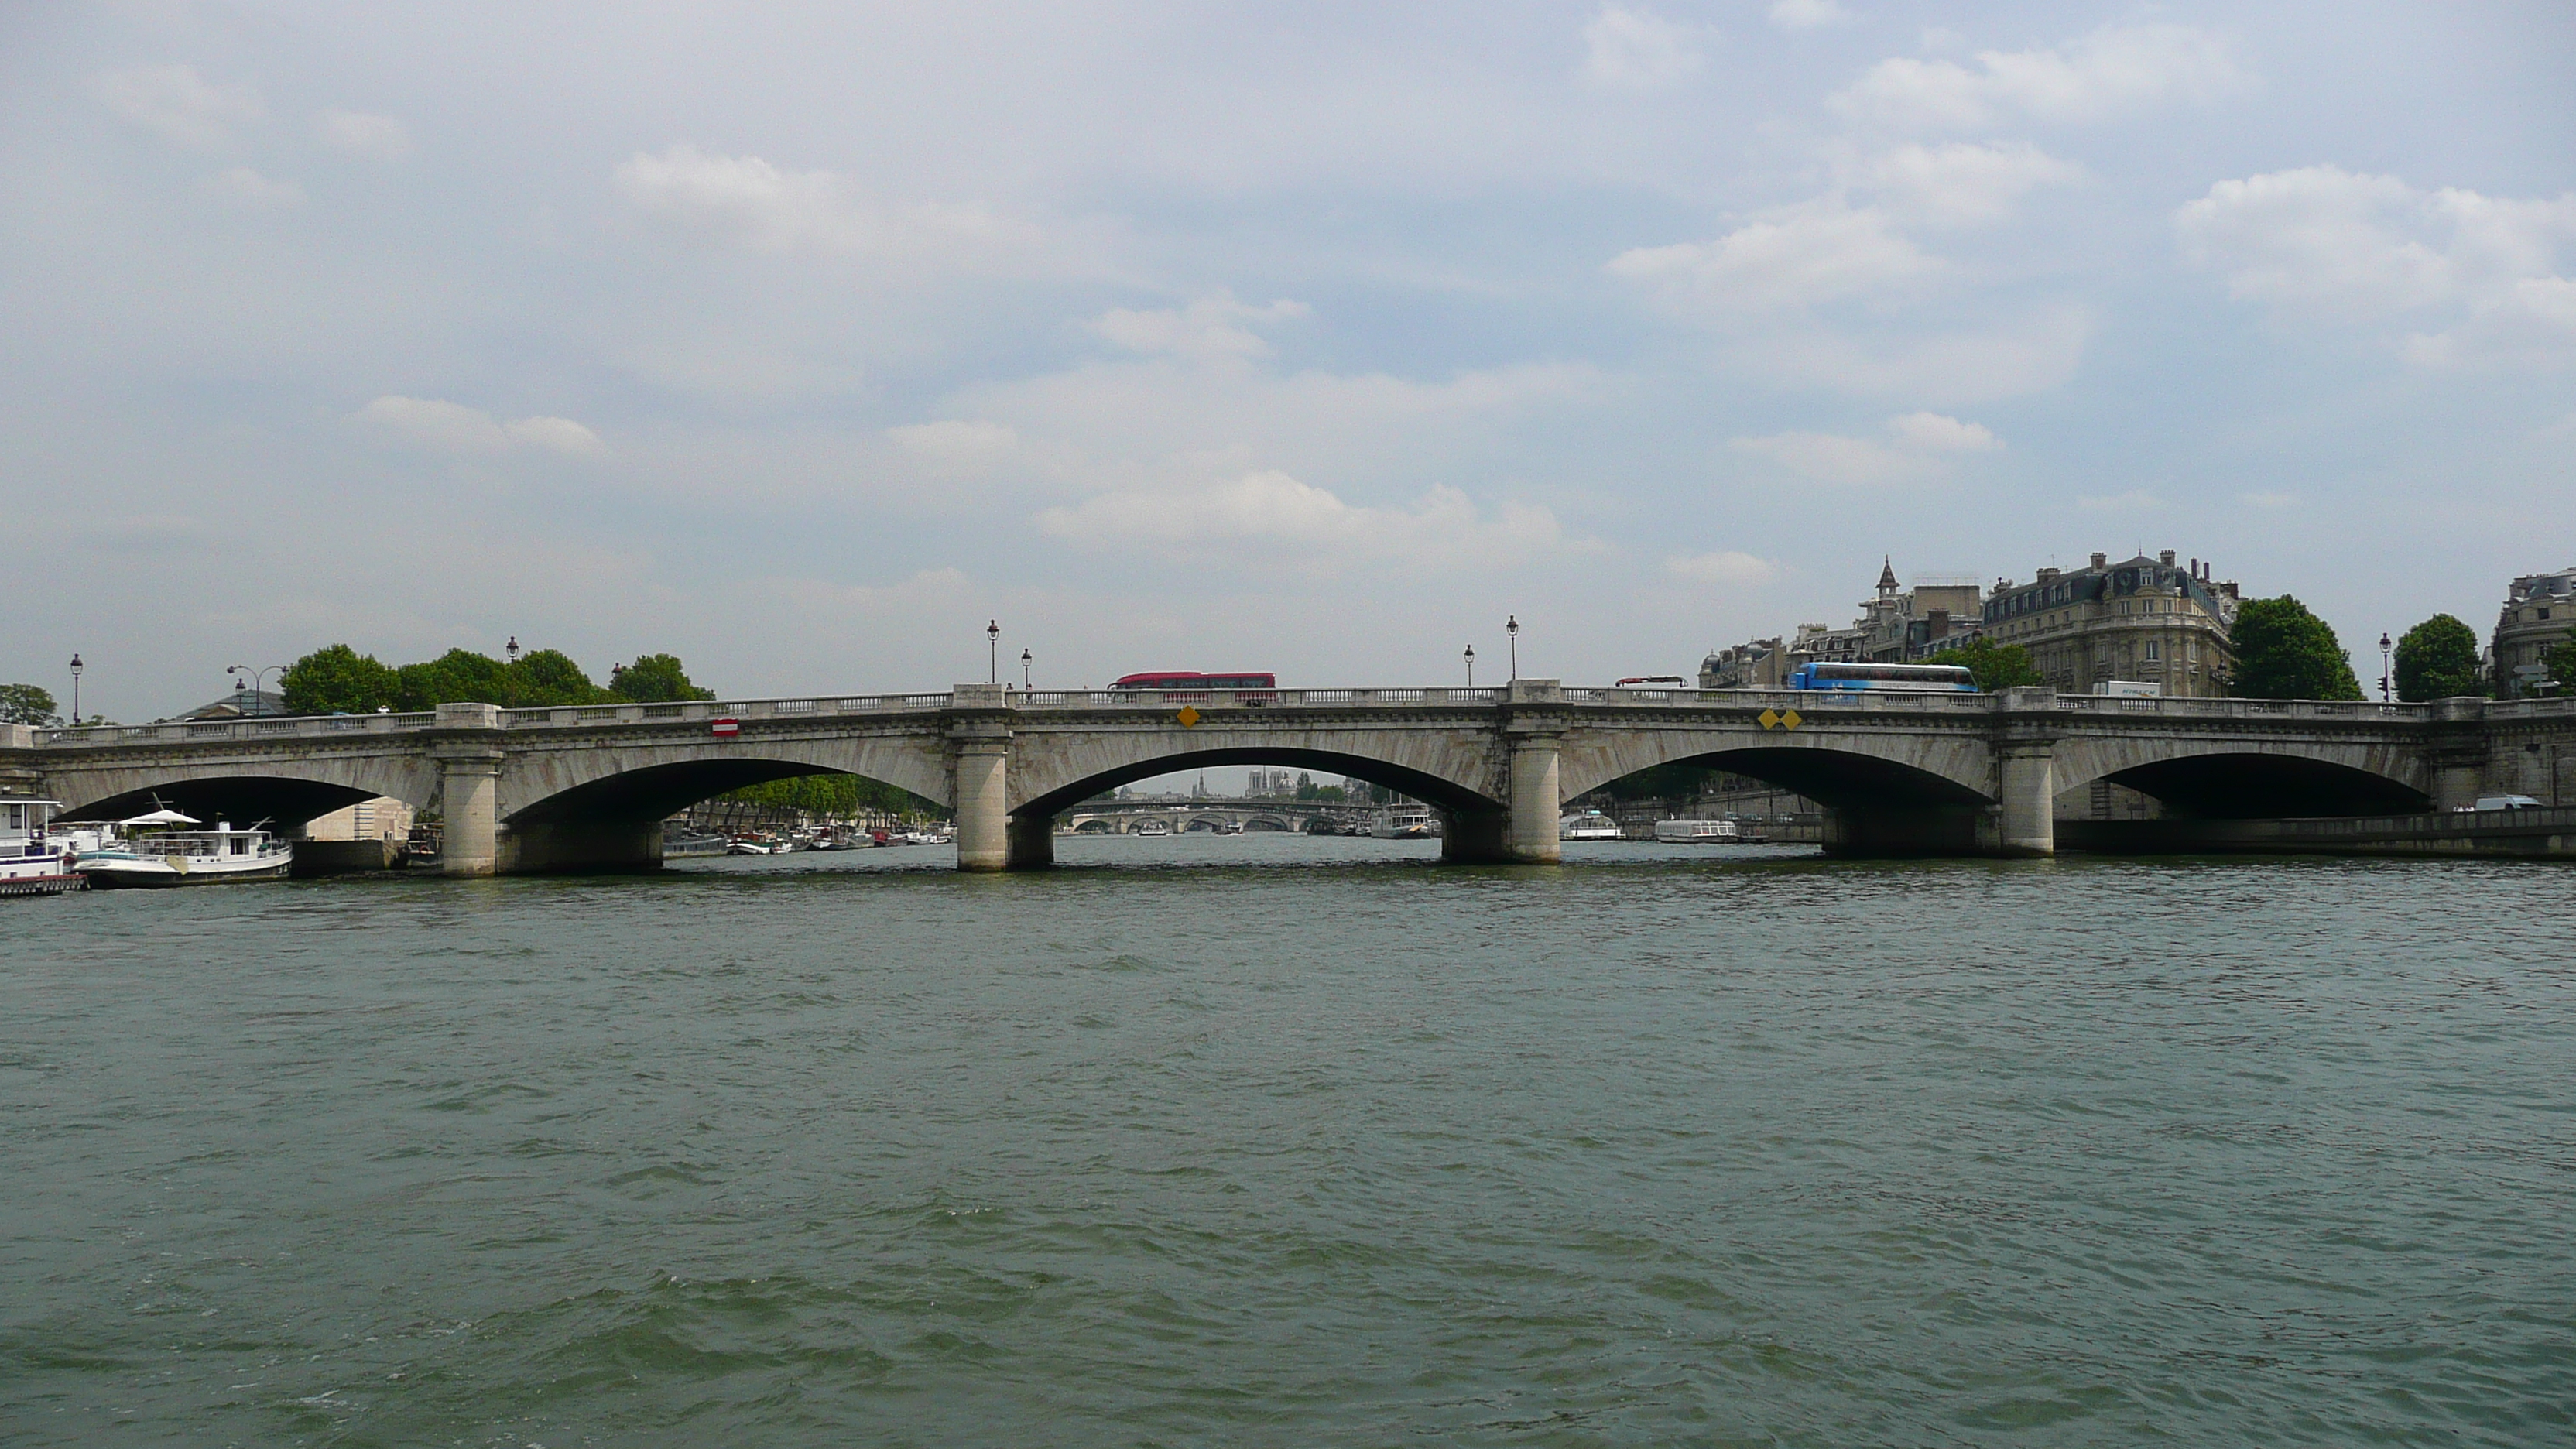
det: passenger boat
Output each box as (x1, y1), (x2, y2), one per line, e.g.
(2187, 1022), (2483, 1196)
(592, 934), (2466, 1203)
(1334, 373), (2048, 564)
(75, 810), (293, 888)
(1, 796), (85, 896)
(1371, 807), (1437, 840)
(1133, 819), (1172, 837)
(1560, 810), (1624, 841)
(725, 834), (789, 855)
(1653, 818), (1739, 843)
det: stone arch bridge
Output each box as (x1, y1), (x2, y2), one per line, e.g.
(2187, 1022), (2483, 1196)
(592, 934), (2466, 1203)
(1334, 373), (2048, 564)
(6, 681), (2560, 873)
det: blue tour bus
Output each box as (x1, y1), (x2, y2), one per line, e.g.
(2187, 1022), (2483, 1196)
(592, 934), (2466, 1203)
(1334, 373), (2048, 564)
(1786, 661), (1978, 693)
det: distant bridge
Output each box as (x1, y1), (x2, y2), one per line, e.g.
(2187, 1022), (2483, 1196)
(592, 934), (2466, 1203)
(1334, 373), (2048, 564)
(1057, 798), (1371, 834)
(6, 680), (2567, 873)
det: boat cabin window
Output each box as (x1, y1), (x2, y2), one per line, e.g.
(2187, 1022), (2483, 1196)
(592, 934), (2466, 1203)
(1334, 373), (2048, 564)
(231, 837), (250, 855)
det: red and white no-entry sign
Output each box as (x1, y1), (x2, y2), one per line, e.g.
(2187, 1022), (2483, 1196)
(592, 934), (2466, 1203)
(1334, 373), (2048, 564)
(710, 718), (741, 738)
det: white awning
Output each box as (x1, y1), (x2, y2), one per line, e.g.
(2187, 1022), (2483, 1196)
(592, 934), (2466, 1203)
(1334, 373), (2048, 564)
(118, 808), (201, 826)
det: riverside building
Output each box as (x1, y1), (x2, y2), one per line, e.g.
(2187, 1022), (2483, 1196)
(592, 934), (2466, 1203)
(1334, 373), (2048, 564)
(2490, 566), (2576, 697)
(1980, 550), (2239, 698)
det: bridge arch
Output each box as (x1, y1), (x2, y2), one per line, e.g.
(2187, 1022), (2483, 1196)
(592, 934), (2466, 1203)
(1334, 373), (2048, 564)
(49, 755), (440, 828)
(2050, 738), (2430, 817)
(1010, 742), (1502, 821)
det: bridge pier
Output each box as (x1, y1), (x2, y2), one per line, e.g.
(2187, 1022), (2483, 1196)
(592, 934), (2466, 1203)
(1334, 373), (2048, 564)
(1503, 681), (1566, 864)
(1995, 687), (2057, 857)
(433, 705), (506, 877)
(1006, 813), (1054, 868)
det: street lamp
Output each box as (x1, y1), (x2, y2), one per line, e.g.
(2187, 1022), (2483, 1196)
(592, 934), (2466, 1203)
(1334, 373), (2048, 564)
(2379, 632), (2394, 702)
(986, 620), (1000, 683)
(505, 635), (522, 664)
(1020, 648), (1033, 690)
(228, 663), (286, 716)
(1464, 643), (1476, 687)
(1506, 615), (1519, 681)
(68, 654), (83, 724)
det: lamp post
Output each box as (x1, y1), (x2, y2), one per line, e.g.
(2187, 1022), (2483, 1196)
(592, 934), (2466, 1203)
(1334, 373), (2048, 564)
(228, 663), (285, 716)
(505, 635), (521, 664)
(68, 654), (83, 724)
(1020, 648), (1033, 690)
(1506, 615), (1519, 681)
(2379, 632), (2393, 702)
(1464, 643), (1475, 687)
(986, 620), (1000, 683)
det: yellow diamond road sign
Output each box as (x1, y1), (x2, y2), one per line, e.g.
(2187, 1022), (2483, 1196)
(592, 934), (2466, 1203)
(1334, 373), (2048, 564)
(1780, 707), (1801, 730)
(1757, 707), (1780, 730)
(1175, 705), (1202, 728)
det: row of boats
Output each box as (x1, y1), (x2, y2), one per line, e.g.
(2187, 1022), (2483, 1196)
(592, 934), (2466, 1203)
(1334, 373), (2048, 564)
(3, 796), (294, 894)
(1560, 810), (1766, 844)
(672, 827), (955, 857)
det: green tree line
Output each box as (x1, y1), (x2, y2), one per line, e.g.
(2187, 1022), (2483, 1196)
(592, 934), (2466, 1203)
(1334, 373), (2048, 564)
(279, 645), (716, 714)
(718, 774), (944, 818)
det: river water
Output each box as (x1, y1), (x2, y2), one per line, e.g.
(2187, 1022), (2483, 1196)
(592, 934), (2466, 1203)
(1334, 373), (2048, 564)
(3, 836), (2571, 1446)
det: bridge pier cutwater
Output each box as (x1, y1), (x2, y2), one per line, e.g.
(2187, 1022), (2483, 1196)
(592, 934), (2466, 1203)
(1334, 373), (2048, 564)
(16, 679), (2572, 872)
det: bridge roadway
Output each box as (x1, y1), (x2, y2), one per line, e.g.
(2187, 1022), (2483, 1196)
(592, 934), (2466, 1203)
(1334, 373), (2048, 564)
(5, 681), (2567, 874)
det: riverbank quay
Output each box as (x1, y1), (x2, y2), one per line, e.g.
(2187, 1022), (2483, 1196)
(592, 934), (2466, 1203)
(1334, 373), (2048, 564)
(2060, 804), (2576, 858)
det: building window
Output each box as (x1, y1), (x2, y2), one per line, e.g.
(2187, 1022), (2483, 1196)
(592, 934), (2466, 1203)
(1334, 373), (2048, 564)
(2145, 641), (2160, 661)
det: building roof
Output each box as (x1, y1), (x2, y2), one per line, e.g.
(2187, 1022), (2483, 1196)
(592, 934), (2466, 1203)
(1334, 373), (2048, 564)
(180, 689), (287, 720)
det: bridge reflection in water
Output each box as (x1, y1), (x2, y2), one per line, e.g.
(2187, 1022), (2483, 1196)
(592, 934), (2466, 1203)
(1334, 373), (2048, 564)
(10, 682), (2566, 875)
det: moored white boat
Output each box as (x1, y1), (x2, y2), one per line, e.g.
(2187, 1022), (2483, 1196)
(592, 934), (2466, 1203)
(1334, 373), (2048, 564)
(2, 797), (85, 897)
(1132, 819), (1172, 837)
(1653, 817), (1742, 843)
(1560, 810), (1623, 841)
(1371, 807), (1437, 840)
(75, 810), (293, 888)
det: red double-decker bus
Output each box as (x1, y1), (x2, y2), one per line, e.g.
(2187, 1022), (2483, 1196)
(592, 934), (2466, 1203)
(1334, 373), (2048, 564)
(1109, 670), (1278, 690)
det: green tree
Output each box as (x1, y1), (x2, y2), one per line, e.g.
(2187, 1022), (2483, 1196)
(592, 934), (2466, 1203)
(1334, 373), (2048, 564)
(392, 649), (510, 711)
(503, 649), (610, 707)
(721, 772), (940, 817)
(2230, 596), (2365, 701)
(279, 644), (400, 714)
(608, 653), (715, 702)
(0, 683), (59, 725)
(1942, 636), (2044, 691)
(2545, 634), (2576, 692)
(2392, 614), (2484, 701)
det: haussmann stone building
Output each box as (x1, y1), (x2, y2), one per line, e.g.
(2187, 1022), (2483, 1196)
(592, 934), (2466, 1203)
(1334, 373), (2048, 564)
(1978, 550), (2240, 698)
(2490, 566), (2576, 697)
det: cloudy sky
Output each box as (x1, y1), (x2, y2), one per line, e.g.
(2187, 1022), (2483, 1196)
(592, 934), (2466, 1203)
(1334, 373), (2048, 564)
(5, 2), (2571, 720)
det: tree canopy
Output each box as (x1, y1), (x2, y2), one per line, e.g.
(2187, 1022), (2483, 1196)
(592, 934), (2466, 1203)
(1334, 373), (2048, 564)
(2230, 596), (2365, 701)
(2393, 614), (2484, 701)
(277, 644), (718, 713)
(2546, 635), (2576, 692)
(720, 772), (940, 818)
(0, 683), (59, 725)
(279, 645), (401, 716)
(610, 653), (715, 702)
(1941, 636), (2044, 691)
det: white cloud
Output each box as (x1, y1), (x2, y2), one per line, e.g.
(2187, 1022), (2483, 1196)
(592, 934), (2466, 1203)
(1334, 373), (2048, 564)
(202, 166), (303, 208)
(354, 396), (605, 458)
(1833, 24), (2244, 132)
(97, 64), (264, 150)
(888, 419), (1020, 471)
(615, 145), (1020, 259)
(1667, 550), (1782, 586)
(1769, 0), (1849, 31)
(1037, 471), (1574, 568)
(317, 109), (411, 159)
(503, 416), (609, 457)
(1581, 7), (1710, 90)
(2177, 166), (2576, 363)
(1857, 141), (2083, 228)
(1094, 294), (1309, 364)
(1729, 411), (2003, 484)
(1745, 307), (2091, 403)
(1888, 410), (2001, 451)
(1609, 202), (1937, 310)
(2078, 489), (2163, 512)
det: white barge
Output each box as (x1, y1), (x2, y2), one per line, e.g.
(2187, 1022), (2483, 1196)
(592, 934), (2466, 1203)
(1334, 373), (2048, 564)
(75, 810), (293, 888)
(1, 797), (84, 897)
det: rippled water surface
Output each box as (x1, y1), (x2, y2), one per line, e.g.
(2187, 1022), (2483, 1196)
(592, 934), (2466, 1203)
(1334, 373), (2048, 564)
(4, 835), (2572, 1446)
